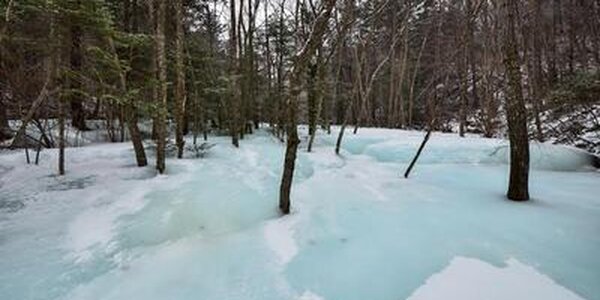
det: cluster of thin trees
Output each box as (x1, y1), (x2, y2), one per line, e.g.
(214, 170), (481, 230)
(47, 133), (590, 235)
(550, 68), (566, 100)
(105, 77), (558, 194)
(1, 0), (599, 213)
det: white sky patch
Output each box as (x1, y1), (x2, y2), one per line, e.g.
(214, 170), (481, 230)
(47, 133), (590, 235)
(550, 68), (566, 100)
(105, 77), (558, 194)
(407, 257), (585, 300)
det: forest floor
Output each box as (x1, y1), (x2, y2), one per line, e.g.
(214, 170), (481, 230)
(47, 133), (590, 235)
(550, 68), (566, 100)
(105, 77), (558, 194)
(1, 126), (599, 300)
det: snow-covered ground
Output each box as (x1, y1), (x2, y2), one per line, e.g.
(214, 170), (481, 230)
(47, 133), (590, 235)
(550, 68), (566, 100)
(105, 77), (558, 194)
(1, 127), (598, 300)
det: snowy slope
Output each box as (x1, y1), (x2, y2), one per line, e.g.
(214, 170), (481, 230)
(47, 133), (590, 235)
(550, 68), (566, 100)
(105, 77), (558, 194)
(1, 127), (599, 300)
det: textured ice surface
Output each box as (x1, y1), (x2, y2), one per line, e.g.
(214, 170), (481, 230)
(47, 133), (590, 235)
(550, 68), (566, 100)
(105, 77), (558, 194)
(0, 127), (598, 300)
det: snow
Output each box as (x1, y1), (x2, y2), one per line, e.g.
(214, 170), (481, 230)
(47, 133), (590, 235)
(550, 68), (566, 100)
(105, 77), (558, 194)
(1, 126), (599, 300)
(407, 257), (585, 300)
(264, 217), (299, 265)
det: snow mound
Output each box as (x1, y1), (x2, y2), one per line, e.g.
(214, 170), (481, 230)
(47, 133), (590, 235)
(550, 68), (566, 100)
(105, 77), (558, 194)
(489, 142), (597, 171)
(319, 128), (598, 171)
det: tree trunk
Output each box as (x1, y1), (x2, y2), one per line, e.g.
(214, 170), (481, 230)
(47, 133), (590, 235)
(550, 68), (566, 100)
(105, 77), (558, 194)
(279, 0), (336, 215)
(308, 51), (326, 152)
(174, 0), (186, 158)
(0, 95), (10, 141)
(397, 35), (409, 128)
(108, 37), (147, 167)
(549, 0), (562, 82)
(10, 58), (54, 149)
(58, 96), (65, 175)
(502, 0), (530, 201)
(229, 0), (240, 148)
(530, 0), (544, 142)
(466, 0), (479, 111)
(155, 0), (168, 174)
(404, 128), (432, 178)
(408, 37), (428, 127)
(70, 0), (87, 131)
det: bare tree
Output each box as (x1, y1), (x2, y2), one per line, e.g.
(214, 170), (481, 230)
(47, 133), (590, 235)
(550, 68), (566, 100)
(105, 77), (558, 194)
(154, 0), (168, 174)
(174, 0), (187, 158)
(502, 0), (530, 201)
(279, 0), (336, 215)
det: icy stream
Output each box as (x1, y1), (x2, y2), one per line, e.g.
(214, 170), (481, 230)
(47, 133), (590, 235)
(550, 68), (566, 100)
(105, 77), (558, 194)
(1, 128), (599, 300)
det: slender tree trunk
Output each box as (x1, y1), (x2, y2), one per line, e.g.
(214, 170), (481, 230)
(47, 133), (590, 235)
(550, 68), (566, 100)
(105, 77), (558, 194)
(279, 0), (336, 215)
(10, 60), (54, 148)
(0, 1), (13, 141)
(387, 6), (397, 128)
(155, 0), (168, 174)
(502, 0), (530, 201)
(174, 0), (186, 158)
(408, 37), (428, 127)
(229, 0), (240, 147)
(70, 0), (87, 131)
(530, 0), (544, 142)
(397, 34), (409, 128)
(549, 0), (562, 82)
(0, 95), (9, 141)
(335, 91), (355, 155)
(404, 128), (432, 178)
(147, 0), (159, 142)
(466, 0), (479, 110)
(58, 97), (65, 175)
(458, 32), (468, 137)
(308, 51), (326, 152)
(108, 38), (147, 167)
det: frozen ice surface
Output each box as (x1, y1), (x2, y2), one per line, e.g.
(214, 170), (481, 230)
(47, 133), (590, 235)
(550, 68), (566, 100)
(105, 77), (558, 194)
(407, 257), (585, 300)
(1, 127), (598, 300)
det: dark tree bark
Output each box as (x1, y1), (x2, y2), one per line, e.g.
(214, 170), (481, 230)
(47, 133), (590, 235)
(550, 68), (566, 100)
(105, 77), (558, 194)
(58, 96), (65, 175)
(279, 0), (336, 215)
(502, 0), (530, 201)
(307, 51), (325, 153)
(0, 96), (10, 141)
(229, 0), (240, 148)
(530, 0), (544, 142)
(174, 0), (187, 158)
(404, 128), (432, 178)
(108, 37), (147, 167)
(548, 0), (562, 83)
(155, 0), (168, 174)
(465, 0), (479, 110)
(69, 0), (87, 131)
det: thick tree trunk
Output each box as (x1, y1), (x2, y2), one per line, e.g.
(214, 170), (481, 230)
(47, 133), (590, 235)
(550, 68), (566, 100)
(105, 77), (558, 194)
(174, 0), (186, 158)
(502, 0), (530, 201)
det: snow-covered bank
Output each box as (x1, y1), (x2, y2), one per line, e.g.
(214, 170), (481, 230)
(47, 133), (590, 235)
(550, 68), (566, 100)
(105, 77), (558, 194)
(1, 128), (599, 300)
